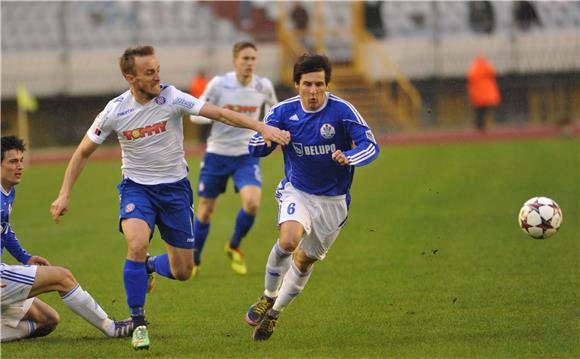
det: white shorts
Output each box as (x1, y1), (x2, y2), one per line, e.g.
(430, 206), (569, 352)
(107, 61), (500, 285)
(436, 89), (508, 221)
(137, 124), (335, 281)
(275, 182), (348, 260)
(1, 263), (37, 328)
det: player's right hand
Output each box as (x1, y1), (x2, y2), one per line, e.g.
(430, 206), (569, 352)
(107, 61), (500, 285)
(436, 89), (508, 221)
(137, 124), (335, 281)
(50, 196), (69, 224)
(261, 125), (290, 147)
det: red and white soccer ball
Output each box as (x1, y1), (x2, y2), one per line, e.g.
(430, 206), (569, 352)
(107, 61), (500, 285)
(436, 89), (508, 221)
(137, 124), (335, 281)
(518, 196), (563, 239)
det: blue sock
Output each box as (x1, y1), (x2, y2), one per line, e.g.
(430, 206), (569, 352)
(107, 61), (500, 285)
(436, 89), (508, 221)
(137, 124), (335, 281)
(152, 254), (175, 279)
(230, 209), (255, 249)
(193, 218), (210, 265)
(123, 259), (147, 317)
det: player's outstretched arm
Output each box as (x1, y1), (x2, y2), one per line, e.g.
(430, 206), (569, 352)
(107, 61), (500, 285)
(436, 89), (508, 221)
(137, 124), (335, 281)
(198, 102), (290, 147)
(50, 136), (100, 223)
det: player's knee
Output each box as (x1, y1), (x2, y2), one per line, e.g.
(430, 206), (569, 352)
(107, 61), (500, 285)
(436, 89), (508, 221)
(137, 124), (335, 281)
(173, 267), (193, 281)
(243, 201), (260, 215)
(197, 210), (212, 223)
(33, 310), (60, 338)
(127, 241), (149, 259)
(294, 252), (315, 273)
(55, 267), (78, 292)
(278, 234), (301, 252)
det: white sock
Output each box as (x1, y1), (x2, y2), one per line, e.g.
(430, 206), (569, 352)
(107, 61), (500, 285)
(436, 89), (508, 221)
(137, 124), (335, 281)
(272, 260), (312, 312)
(1, 320), (36, 342)
(61, 284), (114, 336)
(264, 240), (292, 298)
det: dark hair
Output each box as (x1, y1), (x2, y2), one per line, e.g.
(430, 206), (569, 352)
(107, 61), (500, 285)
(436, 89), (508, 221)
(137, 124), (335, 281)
(293, 54), (332, 85)
(233, 41), (257, 58)
(1, 136), (26, 162)
(119, 45), (155, 76)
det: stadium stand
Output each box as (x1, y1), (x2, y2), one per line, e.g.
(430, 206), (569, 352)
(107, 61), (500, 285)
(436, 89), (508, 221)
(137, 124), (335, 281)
(1, 1), (578, 144)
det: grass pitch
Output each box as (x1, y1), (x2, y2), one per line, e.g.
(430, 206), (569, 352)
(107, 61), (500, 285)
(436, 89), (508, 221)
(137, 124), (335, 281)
(3, 138), (578, 358)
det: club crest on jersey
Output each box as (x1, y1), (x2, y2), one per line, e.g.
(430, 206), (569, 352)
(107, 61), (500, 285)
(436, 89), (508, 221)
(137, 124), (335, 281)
(155, 96), (166, 105)
(125, 203), (135, 213)
(320, 123), (335, 139)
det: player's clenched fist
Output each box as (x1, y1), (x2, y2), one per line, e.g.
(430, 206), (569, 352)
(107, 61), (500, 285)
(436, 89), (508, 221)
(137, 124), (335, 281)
(332, 150), (349, 166)
(50, 196), (69, 223)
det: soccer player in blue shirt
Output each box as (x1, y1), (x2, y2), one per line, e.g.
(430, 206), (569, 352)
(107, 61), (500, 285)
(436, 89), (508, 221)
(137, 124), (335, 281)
(244, 54), (379, 340)
(1, 136), (133, 342)
(49, 46), (290, 350)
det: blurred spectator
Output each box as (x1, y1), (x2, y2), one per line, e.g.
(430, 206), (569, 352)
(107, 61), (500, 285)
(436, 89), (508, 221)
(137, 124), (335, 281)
(513, 1), (542, 31)
(364, 1), (386, 38)
(467, 55), (501, 131)
(189, 70), (209, 99)
(290, 2), (312, 53)
(290, 2), (309, 32)
(469, 1), (495, 34)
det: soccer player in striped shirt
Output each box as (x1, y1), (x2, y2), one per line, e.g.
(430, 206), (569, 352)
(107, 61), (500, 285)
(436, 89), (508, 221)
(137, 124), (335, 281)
(244, 54), (379, 340)
(1, 136), (133, 342)
(189, 41), (279, 276)
(49, 46), (289, 350)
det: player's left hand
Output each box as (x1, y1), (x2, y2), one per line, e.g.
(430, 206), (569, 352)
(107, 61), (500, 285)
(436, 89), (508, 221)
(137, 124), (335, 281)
(332, 150), (349, 166)
(27, 256), (50, 266)
(261, 125), (290, 147)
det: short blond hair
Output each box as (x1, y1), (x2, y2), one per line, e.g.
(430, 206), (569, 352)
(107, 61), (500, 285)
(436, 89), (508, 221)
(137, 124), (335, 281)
(119, 45), (155, 76)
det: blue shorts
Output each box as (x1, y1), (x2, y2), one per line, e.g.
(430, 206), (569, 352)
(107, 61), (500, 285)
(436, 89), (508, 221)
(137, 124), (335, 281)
(117, 177), (195, 249)
(197, 153), (262, 198)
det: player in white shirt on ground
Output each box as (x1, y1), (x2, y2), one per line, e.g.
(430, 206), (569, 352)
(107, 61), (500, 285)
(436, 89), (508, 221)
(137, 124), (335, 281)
(190, 41), (278, 276)
(1, 136), (133, 342)
(49, 45), (290, 350)
(244, 54), (379, 341)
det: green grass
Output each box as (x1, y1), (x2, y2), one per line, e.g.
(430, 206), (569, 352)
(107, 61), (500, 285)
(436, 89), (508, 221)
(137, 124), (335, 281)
(3, 138), (579, 358)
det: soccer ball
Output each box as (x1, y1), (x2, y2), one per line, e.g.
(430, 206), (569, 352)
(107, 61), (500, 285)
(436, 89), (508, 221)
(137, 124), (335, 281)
(518, 196), (563, 239)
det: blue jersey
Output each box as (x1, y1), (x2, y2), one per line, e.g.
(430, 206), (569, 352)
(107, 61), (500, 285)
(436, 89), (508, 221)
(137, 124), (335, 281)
(1, 188), (31, 264)
(249, 93), (379, 196)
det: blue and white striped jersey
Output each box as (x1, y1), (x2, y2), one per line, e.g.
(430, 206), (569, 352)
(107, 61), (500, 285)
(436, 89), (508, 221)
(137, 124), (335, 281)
(1, 187), (31, 264)
(249, 93), (379, 196)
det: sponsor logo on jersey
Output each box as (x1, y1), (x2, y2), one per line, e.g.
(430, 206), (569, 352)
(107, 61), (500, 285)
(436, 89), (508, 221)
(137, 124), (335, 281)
(292, 142), (336, 157)
(113, 96), (124, 103)
(173, 97), (195, 109)
(255, 81), (263, 92)
(289, 114), (299, 121)
(365, 130), (376, 143)
(292, 143), (303, 156)
(117, 108), (135, 117)
(125, 203), (135, 213)
(94, 128), (102, 136)
(155, 96), (166, 105)
(122, 120), (168, 140)
(320, 123), (335, 139)
(225, 104), (258, 114)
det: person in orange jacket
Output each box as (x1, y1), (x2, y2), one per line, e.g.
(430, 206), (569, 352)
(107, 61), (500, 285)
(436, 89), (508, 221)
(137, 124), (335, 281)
(467, 55), (501, 131)
(189, 70), (209, 99)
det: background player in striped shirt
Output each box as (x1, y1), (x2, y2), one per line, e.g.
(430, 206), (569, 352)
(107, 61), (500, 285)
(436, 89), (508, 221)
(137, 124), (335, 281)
(244, 54), (379, 340)
(190, 41), (278, 276)
(1, 136), (133, 342)
(49, 46), (290, 350)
